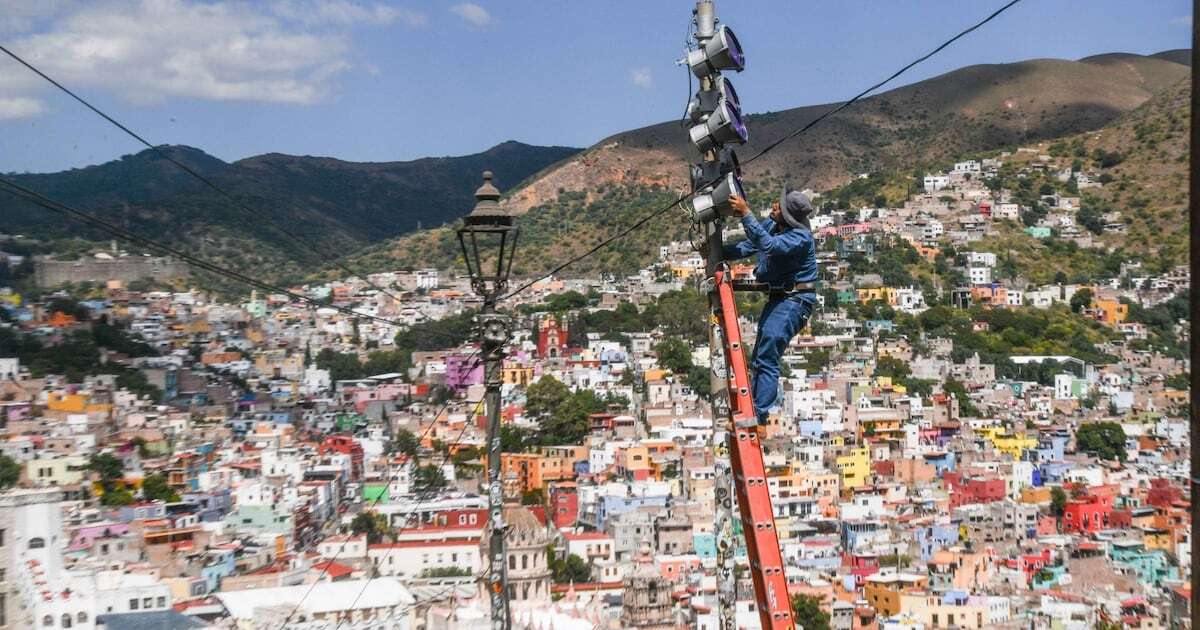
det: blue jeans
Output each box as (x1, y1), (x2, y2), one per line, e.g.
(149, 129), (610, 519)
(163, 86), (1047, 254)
(750, 297), (813, 423)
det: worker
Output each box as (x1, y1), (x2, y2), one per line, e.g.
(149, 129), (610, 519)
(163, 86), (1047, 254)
(723, 188), (818, 426)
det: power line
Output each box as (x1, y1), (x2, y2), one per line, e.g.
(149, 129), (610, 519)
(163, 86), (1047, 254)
(279, 350), (485, 626)
(332, 342), (510, 628)
(500, 0), (1024, 302)
(0, 176), (407, 329)
(741, 0), (1024, 166)
(0, 176), (477, 346)
(0, 43), (410, 308)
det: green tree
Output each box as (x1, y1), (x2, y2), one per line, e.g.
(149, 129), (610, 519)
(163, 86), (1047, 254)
(101, 487), (135, 506)
(790, 594), (830, 630)
(90, 453), (125, 486)
(141, 473), (181, 503)
(0, 454), (21, 490)
(412, 464), (448, 493)
(547, 547), (591, 584)
(525, 376), (572, 423)
(1076, 422), (1127, 462)
(654, 338), (693, 374)
(1069, 288), (1094, 314)
(389, 428), (420, 458)
(351, 511), (392, 544)
(1050, 486), (1067, 517)
(685, 366), (712, 400)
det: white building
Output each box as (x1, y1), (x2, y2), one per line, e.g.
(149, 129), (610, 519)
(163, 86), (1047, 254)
(968, 266), (993, 286)
(216, 579), (415, 629)
(923, 174), (950, 192)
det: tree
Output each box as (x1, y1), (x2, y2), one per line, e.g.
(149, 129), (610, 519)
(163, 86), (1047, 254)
(351, 511), (391, 544)
(412, 464), (448, 493)
(101, 487), (135, 506)
(1069, 288), (1093, 314)
(685, 366), (712, 400)
(0, 454), (20, 490)
(89, 453), (125, 486)
(654, 338), (693, 374)
(1076, 422), (1127, 462)
(790, 594), (830, 630)
(548, 549), (591, 584)
(141, 473), (180, 503)
(525, 376), (572, 423)
(1050, 486), (1067, 517)
(389, 428), (420, 458)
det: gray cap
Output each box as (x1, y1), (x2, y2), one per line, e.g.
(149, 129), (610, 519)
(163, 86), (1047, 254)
(778, 188), (813, 229)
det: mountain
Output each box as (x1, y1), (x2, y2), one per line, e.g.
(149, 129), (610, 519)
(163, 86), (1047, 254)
(1, 141), (580, 279)
(351, 50), (1189, 278)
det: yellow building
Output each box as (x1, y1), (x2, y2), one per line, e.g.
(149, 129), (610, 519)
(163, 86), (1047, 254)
(857, 287), (899, 305)
(1143, 527), (1172, 552)
(836, 447), (870, 490)
(46, 392), (89, 413)
(26, 455), (89, 486)
(898, 592), (992, 629)
(977, 427), (1037, 460)
(502, 366), (534, 387)
(1090, 297), (1129, 327)
(865, 574), (927, 617)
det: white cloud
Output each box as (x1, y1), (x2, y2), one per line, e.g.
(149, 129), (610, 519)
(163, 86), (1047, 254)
(0, 0), (408, 114)
(272, 1), (426, 27)
(631, 67), (652, 89)
(450, 3), (491, 28)
(0, 97), (46, 120)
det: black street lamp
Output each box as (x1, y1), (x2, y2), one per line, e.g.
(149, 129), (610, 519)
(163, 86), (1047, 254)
(457, 171), (518, 301)
(457, 171), (516, 630)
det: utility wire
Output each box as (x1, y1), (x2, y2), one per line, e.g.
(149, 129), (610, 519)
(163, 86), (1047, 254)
(500, 0), (1024, 302)
(333, 338), (513, 627)
(0, 176), (408, 330)
(280, 349), (487, 628)
(0, 176), (474, 345)
(0, 43), (410, 308)
(741, 0), (1024, 166)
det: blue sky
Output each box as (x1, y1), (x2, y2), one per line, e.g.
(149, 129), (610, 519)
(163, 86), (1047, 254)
(0, 0), (1191, 173)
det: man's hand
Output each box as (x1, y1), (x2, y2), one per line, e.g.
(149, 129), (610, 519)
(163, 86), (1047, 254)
(728, 194), (751, 217)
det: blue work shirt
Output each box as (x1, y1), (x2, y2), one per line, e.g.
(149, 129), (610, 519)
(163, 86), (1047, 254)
(722, 214), (818, 298)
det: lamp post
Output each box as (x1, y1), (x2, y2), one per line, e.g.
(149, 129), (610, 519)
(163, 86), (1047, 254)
(456, 171), (517, 630)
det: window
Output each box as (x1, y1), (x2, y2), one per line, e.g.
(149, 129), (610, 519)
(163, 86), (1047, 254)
(61, 614), (72, 628)
(157, 597), (166, 607)
(143, 597), (153, 608)
(0, 528), (5, 546)
(29, 537), (45, 549)
(77, 613), (88, 623)
(129, 599), (139, 611)
(43, 614), (54, 627)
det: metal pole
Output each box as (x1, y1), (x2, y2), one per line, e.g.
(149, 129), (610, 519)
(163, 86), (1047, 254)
(483, 293), (511, 630)
(1188, 21), (1198, 630)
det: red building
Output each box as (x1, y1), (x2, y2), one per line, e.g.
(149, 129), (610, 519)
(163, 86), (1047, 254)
(537, 315), (569, 359)
(844, 552), (881, 587)
(1147, 478), (1183, 508)
(319, 435), (364, 481)
(549, 481), (579, 528)
(945, 474), (1005, 507)
(1062, 494), (1114, 533)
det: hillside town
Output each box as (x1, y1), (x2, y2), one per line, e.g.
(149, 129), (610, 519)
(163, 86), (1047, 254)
(0, 145), (1191, 630)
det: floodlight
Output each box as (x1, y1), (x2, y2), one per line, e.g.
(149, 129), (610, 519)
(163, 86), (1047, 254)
(688, 99), (748, 153)
(691, 148), (741, 191)
(687, 76), (741, 124)
(687, 26), (745, 78)
(689, 171), (745, 223)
